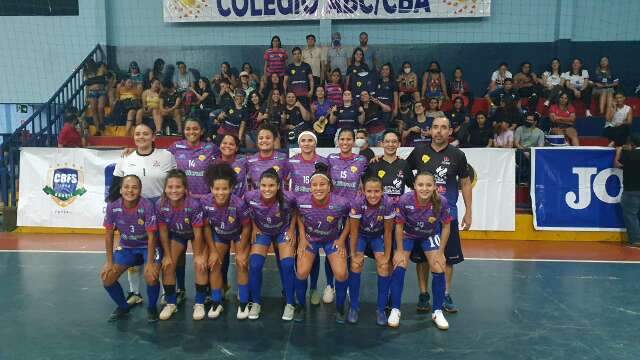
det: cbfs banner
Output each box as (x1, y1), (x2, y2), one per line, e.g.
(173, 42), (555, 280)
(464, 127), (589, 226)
(164, 0), (490, 22)
(531, 147), (624, 231)
(17, 148), (121, 228)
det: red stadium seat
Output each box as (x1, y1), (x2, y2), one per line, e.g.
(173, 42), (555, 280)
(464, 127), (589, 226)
(470, 98), (489, 116)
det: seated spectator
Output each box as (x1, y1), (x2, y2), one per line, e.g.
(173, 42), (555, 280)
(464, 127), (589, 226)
(188, 77), (215, 133)
(310, 86), (335, 147)
(488, 62), (512, 93)
(128, 61), (144, 90)
(402, 100), (432, 146)
(259, 72), (285, 105)
(513, 62), (542, 113)
(425, 96), (445, 120)
(488, 78), (521, 128)
(395, 94), (415, 134)
(539, 58), (564, 107)
(212, 62), (237, 97)
(377, 63), (399, 127)
(356, 129), (375, 161)
(263, 35), (288, 78)
(113, 78), (142, 135)
(58, 114), (85, 148)
(593, 56), (620, 116)
(421, 61), (448, 105)
(241, 63), (260, 90)
(238, 71), (256, 105)
(136, 79), (163, 136)
(448, 67), (474, 112)
(284, 47), (314, 106)
(549, 92), (580, 146)
(262, 88), (286, 131)
(397, 61), (420, 103)
(173, 61), (194, 95)
(217, 79), (234, 109)
(515, 112), (545, 181)
(245, 91), (266, 149)
(604, 92), (633, 147)
(216, 90), (247, 142)
(84, 59), (107, 135)
(493, 119), (514, 148)
(448, 96), (470, 146)
(146, 58), (165, 89)
(282, 91), (311, 146)
(360, 90), (391, 146)
(464, 113), (493, 148)
(562, 58), (593, 117)
(159, 82), (182, 135)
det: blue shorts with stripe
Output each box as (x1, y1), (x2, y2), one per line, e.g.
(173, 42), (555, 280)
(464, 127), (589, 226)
(255, 232), (287, 247)
(113, 247), (162, 267)
(305, 239), (338, 256)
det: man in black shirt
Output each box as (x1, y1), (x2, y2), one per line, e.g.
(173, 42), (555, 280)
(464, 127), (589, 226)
(366, 130), (414, 198)
(406, 116), (472, 314)
(620, 135), (640, 246)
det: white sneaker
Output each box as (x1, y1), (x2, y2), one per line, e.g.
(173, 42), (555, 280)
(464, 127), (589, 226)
(248, 303), (261, 320)
(322, 285), (335, 304)
(388, 308), (401, 328)
(159, 304), (177, 321)
(237, 303), (250, 320)
(543, 100), (550, 107)
(207, 303), (223, 319)
(586, 109), (593, 117)
(192, 304), (205, 321)
(432, 309), (449, 330)
(282, 304), (295, 321)
(126, 292), (143, 306)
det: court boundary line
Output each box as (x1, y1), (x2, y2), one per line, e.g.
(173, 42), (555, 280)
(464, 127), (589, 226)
(1, 249), (639, 263)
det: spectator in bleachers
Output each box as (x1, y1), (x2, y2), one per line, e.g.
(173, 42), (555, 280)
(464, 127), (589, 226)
(282, 90), (311, 146)
(310, 85), (335, 147)
(263, 88), (285, 133)
(513, 62), (541, 113)
(241, 63), (260, 90)
(216, 90), (247, 143)
(562, 58), (593, 117)
(189, 77), (215, 133)
(284, 47), (314, 106)
(173, 61), (194, 95)
(84, 59), (107, 135)
(128, 61), (144, 89)
(488, 78), (521, 128)
(324, 32), (350, 77)
(448, 96), (470, 146)
(212, 62), (237, 96)
(402, 100), (431, 146)
(147, 58), (165, 89)
(114, 78), (142, 135)
(540, 58), (564, 107)
(237, 71), (255, 105)
(245, 91), (265, 149)
(58, 114), (85, 148)
(448, 67), (474, 112)
(396, 94), (415, 135)
(619, 134), (640, 247)
(260, 72), (285, 105)
(377, 63), (399, 125)
(464, 113), (493, 148)
(216, 79), (233, 110)
(355, 129), (375, 161)
(347, 53), (377, 104)
(593, 56), (620, 116)
(493, 119), (514, 148)
(325, 69), (344, 107)
(263, 35), (288, 78)
(136, 79), (163, 136)
(425, 96), (445, 120)
(328, 90), (364, 144)
(421, 61), (448, 105)
(515, 112), (545, 182)
(302, 34), (323, 85)
(397, 61), (420, 103)
(358, 32), (377, 70)
(159, 82), (182, 135)
(549, 92), (580, 146)
(346, 48), (369, 87)
(360, 90), (391, 146)
(488, 62), (512, 93)
(604, 92), (633, 147)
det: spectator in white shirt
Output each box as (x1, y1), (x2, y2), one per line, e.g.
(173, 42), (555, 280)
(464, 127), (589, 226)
(562, 58), (593, 117)
(604, 92), (633, 147)
(488, 62), (512, 93)
(302, 34), (323, 86)
(539, 58), (565, 107)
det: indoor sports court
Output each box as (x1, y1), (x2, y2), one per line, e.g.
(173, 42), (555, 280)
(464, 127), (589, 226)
(1, 0), (639, 359)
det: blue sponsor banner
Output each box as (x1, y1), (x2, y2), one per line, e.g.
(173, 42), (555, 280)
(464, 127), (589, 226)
(531, 147), (624, 231)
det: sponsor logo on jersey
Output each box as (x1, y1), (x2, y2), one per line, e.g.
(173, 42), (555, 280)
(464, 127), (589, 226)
(377, 170), (386, 178)
(421, 154), (430, 163)
(185, 217), (190, 224)
(198, 154), (206, 161)
(326, 216), (334, 223)
(138, 218), (144, 225)
(428, 216), (436, 224)
(273, 165), (280, 172)
(350, 166), (358, 173)
(228, 216), (235, 223)
(42, 164), (87, 207)
(234, 167), (241, 174)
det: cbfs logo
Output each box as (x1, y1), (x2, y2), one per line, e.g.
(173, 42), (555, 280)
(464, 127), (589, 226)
(42, 164), (87, 207)
(565, 167), (622, 210)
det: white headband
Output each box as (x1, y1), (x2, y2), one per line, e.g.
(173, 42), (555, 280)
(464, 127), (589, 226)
(298, 131), (317, 145)
(310, 173), (330, 182)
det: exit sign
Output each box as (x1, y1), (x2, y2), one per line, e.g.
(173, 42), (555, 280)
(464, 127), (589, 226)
(16, 104), (28, 113)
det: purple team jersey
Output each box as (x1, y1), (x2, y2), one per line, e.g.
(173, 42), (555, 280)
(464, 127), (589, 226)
(213, 156), (248, 197)
(155, 196), (204, 241)
(296, 193), (349, 243)
(168, 140), (220, 198)
(349, 194), (396, 237)
(247, 152), (289, 190)
(395, 192), (452, 239)
(245, 190), (296, 235)
(327, 153), (368, 199)
(201, 194), (251, 242)
(288, 153), (328, 194)
(103, 197), (157, 249)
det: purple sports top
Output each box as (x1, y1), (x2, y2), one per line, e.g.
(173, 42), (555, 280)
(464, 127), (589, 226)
(288, 153), (328, 194)
(246, 152), (289, 190)
(103, 197), (157, 248)
(395, 192), (452, 240)
(155, 196), (204, 241)
(245, 190), (297, 235)
(349, 194), (396, 237)
(201, 194), (251, 241)
(167, 140), (220, 198)
(327, 153), (368, 199)
(296, 193), (349, 243)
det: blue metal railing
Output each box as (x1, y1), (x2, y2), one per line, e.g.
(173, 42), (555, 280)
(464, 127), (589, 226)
(0, 44), (105, 208)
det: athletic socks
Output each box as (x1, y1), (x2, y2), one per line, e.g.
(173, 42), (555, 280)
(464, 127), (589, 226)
(390, 266), (407, 310)
(310, 255), (320, 290)
(376, 275), (392, 312)
(195, 284), (207, 304)
(127, 266), (141, 294)
(281, 257), (296, 305)
(163, 284), (177, 305)
(273, 245), (286, 292)
(104, 282), (129, 310)
(249, 254), (266, 304)
(335, 279), (347, 311)
(176, 264), (186, 291)
(295, 277), (308, 306)
(325, 257), (335, 288)
(238, 284), (249, 304)
(147, 283), (160, 311)
(432, 272), (445, 312)
(348, 271), (361, 310)
(211, 288), (223, 303)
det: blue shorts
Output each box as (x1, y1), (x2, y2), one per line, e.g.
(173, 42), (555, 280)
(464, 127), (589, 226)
(356, 234), (385, 254)
(396, 235), (440, 254)
(88, 89), (106, 99)
(305, 240), (338, 256)
(113, 247), (162, 267)
(213, 234), (240, 244)
(171, 234), (192, 247)
(410, 220), (463, 265)
(425, 90), (443, 99)
(255, 232), (286, 247)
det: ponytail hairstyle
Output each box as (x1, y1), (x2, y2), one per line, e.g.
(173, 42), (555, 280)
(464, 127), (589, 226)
(116, 174), (143, 203)
(161, 169), (189, 207)
(414, 171), (441, 215)
(260, 168), (285, 211)
(205, 163), (238, 191)
(310, 162), (333, 190)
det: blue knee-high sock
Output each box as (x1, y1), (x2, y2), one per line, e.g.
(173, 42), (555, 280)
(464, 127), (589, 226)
(195, 284), (207, 304)
(176, 264), (186, 291)
(163, 284), (177, 305)
(431, 272), (445, 312)
(390, 267), (406, 310)
(295, 277), (308, 305)
(249, 254), (266, 304)
(335, 279), (348, 311)
(310, 255), (320, 290)
(222, 252), (230, 286)
(238, 284), (249, 304)
(377, 275), (392, 312)
(281, 257), (295, 305)
(273, 244), (286, 292)
(348, 272), (362, 310)
(211, 288), (222, 303)
(147, 283), (160, 310)
(325, 257), (334, 288)
(104, 282), (129, 310)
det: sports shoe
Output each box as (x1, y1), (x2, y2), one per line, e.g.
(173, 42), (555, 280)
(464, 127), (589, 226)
(335, 308), (346, 324)
(443, 294), (459, 313)
(282, 304), (295, 321)
(586, 109), (593, 117)
(108, 307), (129, 322)
(248, 303), (261, 320)
(322, 285), (335, 304)
(310, 289), (321, 305)
(417, 292), (431, 313)
(159, 304), (177, 320)
(176, 289), (186, 305)
(126, 292), (143, 307)
(208, 303), (223, 319)
(432, 310), (449, 330)
(237, 303), (250, 320)
(147, 308), (159, 323)
(387, 308), (401, 328)
(376, 309), (387, 326)
(293, 304), (305, 322)
(192, 304), (205, 320)
(346, 307), (358, 324)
